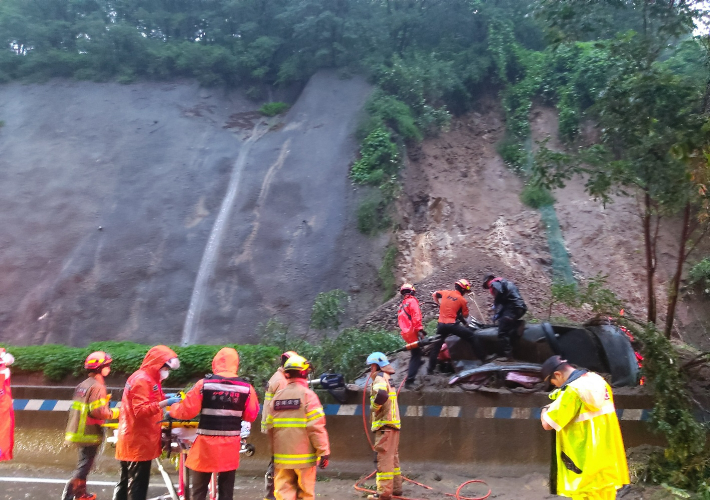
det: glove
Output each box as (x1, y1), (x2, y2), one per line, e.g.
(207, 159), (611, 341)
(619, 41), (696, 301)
(240, 421), (251, 438)
(110, 407), (120, 420)
(163, 396), (181, 407)
(318, 455), (329, 469)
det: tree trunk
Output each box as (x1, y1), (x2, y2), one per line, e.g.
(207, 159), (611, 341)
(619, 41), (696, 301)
(664, 202), (691, 338)
(643, 191), (657, 324)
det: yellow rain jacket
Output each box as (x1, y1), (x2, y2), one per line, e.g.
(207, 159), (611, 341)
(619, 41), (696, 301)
(542, 370), (629, 498)
(370, 373), (400, 431)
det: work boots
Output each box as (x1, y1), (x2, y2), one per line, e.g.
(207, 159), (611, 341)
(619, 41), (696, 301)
(62, 478), (96, 500)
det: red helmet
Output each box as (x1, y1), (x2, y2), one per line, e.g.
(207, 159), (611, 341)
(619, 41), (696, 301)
(455, 279), (472, 293)
(85, 351), (113, 371)
(281, 351), (298, 366)
(400, 283), (416, 294)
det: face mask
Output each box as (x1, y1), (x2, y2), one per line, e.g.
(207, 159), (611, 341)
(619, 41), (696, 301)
(159, 368), (170, 381)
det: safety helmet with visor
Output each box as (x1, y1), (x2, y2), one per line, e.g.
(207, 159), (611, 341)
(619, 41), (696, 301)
(400, 283), (416, 295)
(280, 350), (298, 366)
(455, 278), (472, 293)
(85, 351), (113, 371)
(0, 348), (14, 367)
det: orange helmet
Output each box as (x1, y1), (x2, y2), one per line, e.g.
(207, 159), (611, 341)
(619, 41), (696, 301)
(85, 351), (113, 371)
(400, 283), (416, 294)
(455, 279), (472, 293)
(281, 350), (298, 366)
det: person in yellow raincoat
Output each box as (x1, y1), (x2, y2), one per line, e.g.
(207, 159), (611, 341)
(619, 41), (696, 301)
(540, 355), (629, 500)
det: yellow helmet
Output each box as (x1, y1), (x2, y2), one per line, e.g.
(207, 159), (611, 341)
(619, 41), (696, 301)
(283, 355), (310, 372)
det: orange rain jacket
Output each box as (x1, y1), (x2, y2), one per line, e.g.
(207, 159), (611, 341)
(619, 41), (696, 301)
(262, 367), (288, 433)
(0, 365), (14, 462)
(432, 289), (469, 324)
(265, 378), (330, 469)
(169, 348), (260, 473)
(115, 345), (177, 462)
(398, 295), (423, 344)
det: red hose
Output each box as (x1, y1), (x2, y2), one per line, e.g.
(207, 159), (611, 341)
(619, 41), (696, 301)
(357, 372), (491, 500)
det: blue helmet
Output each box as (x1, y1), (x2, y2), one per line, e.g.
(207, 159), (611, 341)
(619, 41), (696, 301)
(366, 352), (390, 369)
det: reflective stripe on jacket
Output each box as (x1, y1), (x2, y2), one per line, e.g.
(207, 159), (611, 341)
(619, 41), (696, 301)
(265, 378), (330, 469)
(65, 375), (113, 445)
(262, 367), (288, 433)
(197, 375), (251, 436)
(371, 373), (401, 431)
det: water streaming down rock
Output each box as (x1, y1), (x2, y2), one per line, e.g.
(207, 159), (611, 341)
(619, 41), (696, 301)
(181, 124), (264, 347)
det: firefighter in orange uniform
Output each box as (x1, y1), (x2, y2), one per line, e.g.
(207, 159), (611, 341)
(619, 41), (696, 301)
(397, 283), (425, 389)
(63, 351), (120, 500)
(168, 347), (260, 500)
(262, 351), (298, 500)
(366, 352), (402, 500)
(0, 348), (15, 463)
(265, 355), (330, 500)
(113, 345), (181, 500)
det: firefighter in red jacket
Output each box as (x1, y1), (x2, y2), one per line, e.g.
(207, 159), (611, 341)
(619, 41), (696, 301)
(265, 355), (330, 500)
(63, 351), (120, 500)
(168, 347), (260, 500)
(262, 351), (298, 500)
(0, 348), (15, 463)
(397, 284), (425, 389)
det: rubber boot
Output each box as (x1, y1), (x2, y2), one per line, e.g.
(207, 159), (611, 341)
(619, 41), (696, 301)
(74, 479), (96, 500)
(264, 459), (276, 500)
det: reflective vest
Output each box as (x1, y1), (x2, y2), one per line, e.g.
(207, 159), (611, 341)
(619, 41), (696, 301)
(197, 375), (251, 437)
(262, 367), (288, 433)
(265, 379), (330, 469)
(371, 373), (401, 431)
(65, 377), (112, 445)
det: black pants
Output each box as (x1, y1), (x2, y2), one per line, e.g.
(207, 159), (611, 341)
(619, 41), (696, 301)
(406, 347), (423, 383)
(498, 308), (526, 356)
(265, 458), (276, 500)
(428, 322), (487, 372)
(62, 445), (99, 499)
(112, 460), (152, 500)
(190, 469), (236, 500)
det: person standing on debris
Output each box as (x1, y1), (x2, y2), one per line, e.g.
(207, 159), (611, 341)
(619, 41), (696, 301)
(483, 275), (528, 360)
(398, 284), (425, 389)
(367, 352), (402, 500)
(540, 355), (629, 500)
(0, 348), (15, 463)
(264, 355), (330, 500)
(63, 352), (120, 500)
(113, 345), (181, 500)
(168, 347), (260, 500)
(429, 279), (487, 374)
(262, 351), (298, 500)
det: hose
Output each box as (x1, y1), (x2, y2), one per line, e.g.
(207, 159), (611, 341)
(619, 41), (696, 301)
(357, 371), (491, 500)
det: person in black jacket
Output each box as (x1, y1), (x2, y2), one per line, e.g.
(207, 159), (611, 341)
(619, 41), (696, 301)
(483, 275), (527, 360)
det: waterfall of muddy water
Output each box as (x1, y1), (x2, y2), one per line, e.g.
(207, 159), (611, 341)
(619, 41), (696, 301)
(181, 123), (263, 346)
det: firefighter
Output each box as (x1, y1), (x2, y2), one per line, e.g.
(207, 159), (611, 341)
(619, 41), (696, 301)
(262, 351), (299, 500)
(366, 352), (401, 500)
(113, 345), (181, 500)
(168, 347), (260, 500)
(0, 348), (15, 463)
(397, 283), (425, 389)
(429, 279), (487, 374)
(483, 274), (528, 360)
(540, 356), (629, 500)
(265, 355), (330, 500)
(63, 352), (120, 500)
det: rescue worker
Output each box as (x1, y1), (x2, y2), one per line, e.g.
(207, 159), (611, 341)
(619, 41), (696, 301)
(398, 284), (425, 390)
(262, 351), (298, 500)
(483, 274), (528, 360)
(63, 352), (120, 500)
(113, 345), (181, 500)
(429, 279), (487, 374)
(168, 347), (260, 500)
(0, 348), (15, 462)
(540, 356), (629, 500)
(265, 355), (330, 500)
(366, 352), (401, 500)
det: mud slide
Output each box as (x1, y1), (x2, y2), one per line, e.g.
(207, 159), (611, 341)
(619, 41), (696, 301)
(0, 72), (378, 346)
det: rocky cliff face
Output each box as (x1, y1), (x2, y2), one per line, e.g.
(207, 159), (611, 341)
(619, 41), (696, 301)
(0, 72), (381, 346)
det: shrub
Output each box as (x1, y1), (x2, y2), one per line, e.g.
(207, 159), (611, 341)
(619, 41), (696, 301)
(310, 289), (348, 331)
(497, 136), (528, 172)
(378, 245), (398, 300)
(259, 102), (290, 117)
(350, 128), (400, 186)
(688, 258), (710, 295)
(357, 196), (389, 235)
(520, 182), (555, 208)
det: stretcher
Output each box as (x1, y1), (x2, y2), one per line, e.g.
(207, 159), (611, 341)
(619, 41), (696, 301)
(104, 419), (255, 500)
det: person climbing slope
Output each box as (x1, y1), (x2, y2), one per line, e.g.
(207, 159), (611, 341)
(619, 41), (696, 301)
(397, 283), (425, 389)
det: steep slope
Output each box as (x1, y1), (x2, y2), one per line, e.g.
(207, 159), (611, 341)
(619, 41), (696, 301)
(0, 73), (378, 346)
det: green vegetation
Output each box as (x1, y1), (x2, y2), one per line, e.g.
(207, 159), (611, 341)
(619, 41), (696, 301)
(356, 194), (390, 236)
(545, 274), (622, 320)
(378, 245), (398, 300)
(310, 289), (348, 331)
(520, 182), (555, 209)
(689, 258), (710, 295)
(259, 102), (290, 117)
